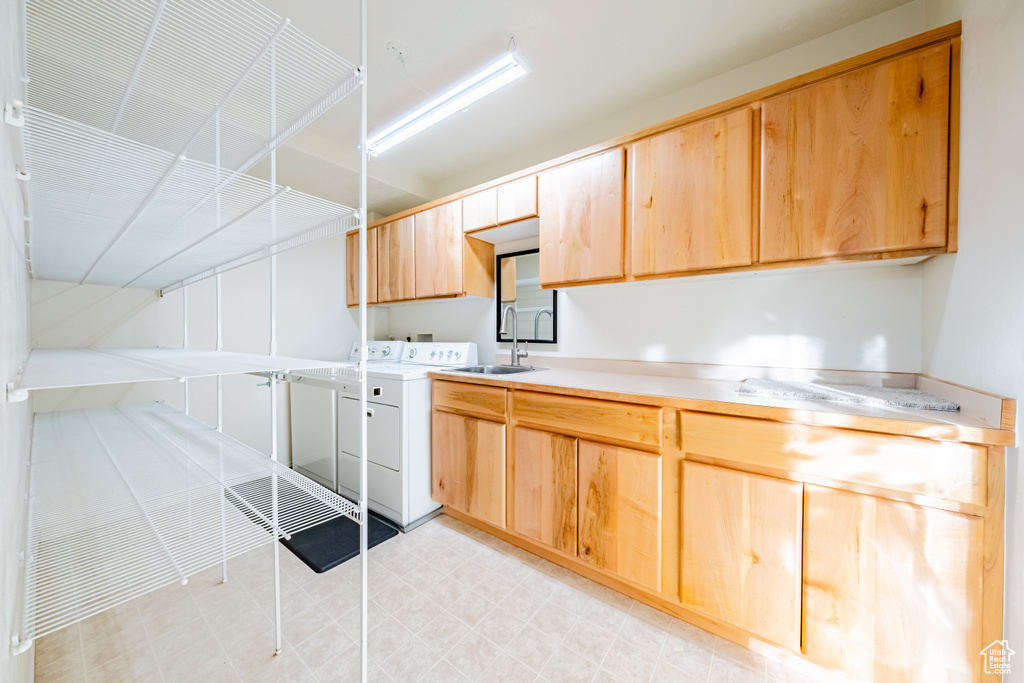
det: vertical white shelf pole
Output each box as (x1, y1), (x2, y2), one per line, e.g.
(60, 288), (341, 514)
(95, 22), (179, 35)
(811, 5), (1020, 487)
(215, 110), (228, 585)
(269, 38), (283, 658)
(358, 0), (369, 679)
(182, 285), (192, 538)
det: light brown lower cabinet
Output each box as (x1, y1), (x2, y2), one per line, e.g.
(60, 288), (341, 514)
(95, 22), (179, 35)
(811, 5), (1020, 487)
(680, 461), (803, 651)
(512, 424), (664, 591)
(431, 380), (1007, 683)
(512, 427), (578, 555)
(803, 484), (984, 683)
(578, 440), (662, 592)
(432, 411), (506, 528)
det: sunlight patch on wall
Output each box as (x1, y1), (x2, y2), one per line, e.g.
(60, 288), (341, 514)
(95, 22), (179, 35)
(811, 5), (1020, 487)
(715, 334), (825, 370)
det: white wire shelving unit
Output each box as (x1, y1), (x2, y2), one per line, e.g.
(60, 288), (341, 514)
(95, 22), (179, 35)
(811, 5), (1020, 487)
(8, 0), (374, 675)
(19, 403), (358, 643)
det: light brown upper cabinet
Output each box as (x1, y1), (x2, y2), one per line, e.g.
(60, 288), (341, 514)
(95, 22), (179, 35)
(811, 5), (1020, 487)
(463, 175), (539, 233)
(497, 175), (538, 224)
(539, 148), (625, 285)
(629, 108), (754, 276)
(415, 200), (463, 298)
(345, 227), (377, 307)
(462, 189), (497, 233)
(377, 216), (416, 302)
(760, 42), (952, 262)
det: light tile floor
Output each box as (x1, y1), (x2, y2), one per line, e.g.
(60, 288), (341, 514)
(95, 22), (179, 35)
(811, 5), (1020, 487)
(34, 515), (837, 683)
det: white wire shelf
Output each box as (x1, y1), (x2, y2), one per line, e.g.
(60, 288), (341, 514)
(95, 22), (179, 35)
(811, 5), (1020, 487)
(20, 0), (362, 290)
(17, 348), (349, 391)
(18, 403), (359, 645)
(25, 0), (357, 174)
(22, 107), (358, 290)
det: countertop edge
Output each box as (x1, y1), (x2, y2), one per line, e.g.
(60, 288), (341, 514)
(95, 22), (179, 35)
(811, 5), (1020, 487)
(428, 370), (1015, 447)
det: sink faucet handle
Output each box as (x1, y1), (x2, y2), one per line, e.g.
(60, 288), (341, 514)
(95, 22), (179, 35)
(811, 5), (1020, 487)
(517, 341), (529, 360)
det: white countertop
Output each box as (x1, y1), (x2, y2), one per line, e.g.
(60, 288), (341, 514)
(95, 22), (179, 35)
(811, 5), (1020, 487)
(434, 366), (1005, 433)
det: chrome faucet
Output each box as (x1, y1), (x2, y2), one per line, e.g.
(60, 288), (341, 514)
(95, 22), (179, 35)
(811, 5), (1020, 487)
(500, 305), (528, 366)
(534, 308), (553, 340)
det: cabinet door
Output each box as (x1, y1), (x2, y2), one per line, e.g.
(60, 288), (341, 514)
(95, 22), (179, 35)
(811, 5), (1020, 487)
(539, 148), (625, 285)
(629, 108), (753, 276)
(415, 201), (463, 298)
(462, 188), (497, 232)
(345, 228), (377, 307)
(432, 411), (506, 528)
(377, 216), (416, 301)
(680, 462), (802, 650)
(513, 427), (577, 555)
(760, 43), (951, 262)
(497, 175), (538, 224)
(578, 440), (662, 592)
(803, 485), (983, 683)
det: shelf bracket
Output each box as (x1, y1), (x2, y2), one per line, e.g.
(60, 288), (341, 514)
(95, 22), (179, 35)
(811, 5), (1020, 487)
(4, 101), (24, 127)
(6, 382), (28, 403)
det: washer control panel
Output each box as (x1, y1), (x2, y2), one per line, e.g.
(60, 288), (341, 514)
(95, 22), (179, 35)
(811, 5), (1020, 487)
(401, 342), (477, 367)
(348, 340), (406, 361)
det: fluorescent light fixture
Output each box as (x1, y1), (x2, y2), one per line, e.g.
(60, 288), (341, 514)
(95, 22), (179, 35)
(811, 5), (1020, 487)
(367, 49), (530, 156)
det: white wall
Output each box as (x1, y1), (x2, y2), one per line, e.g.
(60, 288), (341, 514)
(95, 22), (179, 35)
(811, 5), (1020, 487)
(553, 263), (923, 370)
(29, 281), (185, 412)
(920, 0), (1024, 671)
(1, 0), (34, 676)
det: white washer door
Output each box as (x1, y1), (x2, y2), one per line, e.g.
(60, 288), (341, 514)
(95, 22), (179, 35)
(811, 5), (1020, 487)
(340, 397), (400, 471)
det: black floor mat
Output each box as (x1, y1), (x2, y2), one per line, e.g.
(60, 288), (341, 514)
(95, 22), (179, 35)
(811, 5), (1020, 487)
(228, 477), (399, 574)
(281, 509), (399, 574)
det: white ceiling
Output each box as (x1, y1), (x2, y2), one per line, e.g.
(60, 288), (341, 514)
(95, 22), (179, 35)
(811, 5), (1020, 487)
(253, 0), (914, 216)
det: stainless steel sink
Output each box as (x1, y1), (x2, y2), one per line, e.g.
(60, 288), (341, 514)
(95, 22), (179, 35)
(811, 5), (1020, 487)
(449, 364), (543, 375)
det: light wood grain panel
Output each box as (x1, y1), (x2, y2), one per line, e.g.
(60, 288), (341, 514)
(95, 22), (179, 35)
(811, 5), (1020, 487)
(499, 257), (517, 303)
(803, 485), (983, 682)
(761, 43), (950, 262)
(682, 412), (986, 506)
(377, 216), (416, 302)
(345, 228), (377, 307)
(497, 175), (538, 224)
(514, 390), (661, 451)
(463, 187), (497, 232)
(433, 380), (507, 421)
(539, 148), (625, 285)
(433, 411), (506, 528)
(415, 201), (463, 298)
(680, 462), (802, 650)
(982, 446), (1005, 669)
(513, 427), (577, 555)
(578, 440), (662, 592)
(630, 108), (753, 275)
(462, 235), (495, 298)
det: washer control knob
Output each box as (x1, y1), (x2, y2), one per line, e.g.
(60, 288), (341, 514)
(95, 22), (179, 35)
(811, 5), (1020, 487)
(409, 348), (417, 358)
(455, 351), (461, 359)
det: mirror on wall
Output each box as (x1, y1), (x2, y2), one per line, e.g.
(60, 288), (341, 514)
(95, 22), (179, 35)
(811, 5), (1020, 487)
(496, 249), (557, 344)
